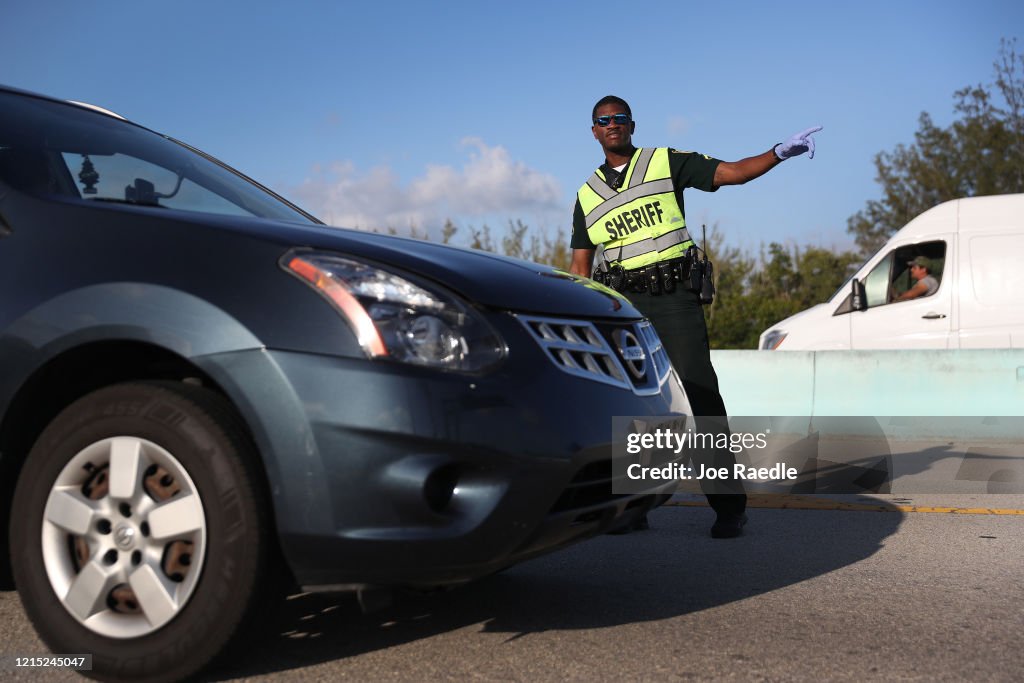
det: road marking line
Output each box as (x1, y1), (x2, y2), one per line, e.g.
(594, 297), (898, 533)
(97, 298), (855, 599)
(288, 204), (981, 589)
(667, 494), (1024, 514)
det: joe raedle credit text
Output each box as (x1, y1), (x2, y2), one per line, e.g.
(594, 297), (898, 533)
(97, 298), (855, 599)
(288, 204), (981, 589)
(623, 427), (797, 482)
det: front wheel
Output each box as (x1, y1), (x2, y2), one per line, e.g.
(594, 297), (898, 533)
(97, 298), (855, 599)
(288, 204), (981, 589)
(11, 382), (273, 682)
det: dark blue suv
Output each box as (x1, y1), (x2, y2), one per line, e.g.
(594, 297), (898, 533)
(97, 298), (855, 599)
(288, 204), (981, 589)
(0, 85), (689, 681)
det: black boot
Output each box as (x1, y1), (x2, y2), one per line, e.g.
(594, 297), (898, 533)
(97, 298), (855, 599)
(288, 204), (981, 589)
(710, 513), (747, 539)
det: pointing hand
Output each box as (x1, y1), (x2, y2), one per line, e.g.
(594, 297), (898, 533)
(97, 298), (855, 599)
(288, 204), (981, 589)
(774, 126), (822, 160)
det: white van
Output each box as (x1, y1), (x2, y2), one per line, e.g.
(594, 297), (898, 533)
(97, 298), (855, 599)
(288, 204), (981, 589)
(759, 193), (1024, 350)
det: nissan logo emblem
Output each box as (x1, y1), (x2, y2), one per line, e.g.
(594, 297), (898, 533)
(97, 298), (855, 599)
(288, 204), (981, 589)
(613, 329), (647, 379)
(114, 525), (136, 550)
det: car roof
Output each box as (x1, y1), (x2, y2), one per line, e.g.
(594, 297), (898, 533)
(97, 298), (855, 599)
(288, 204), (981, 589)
(0, 83), (130, 122)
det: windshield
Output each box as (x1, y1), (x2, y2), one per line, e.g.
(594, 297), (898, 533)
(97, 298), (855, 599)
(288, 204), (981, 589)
(826, 242), (885, 303)
(0, 90), (317, 224)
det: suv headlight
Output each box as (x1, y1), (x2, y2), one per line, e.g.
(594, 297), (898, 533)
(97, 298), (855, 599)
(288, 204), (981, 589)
(284, 250), (505, 372)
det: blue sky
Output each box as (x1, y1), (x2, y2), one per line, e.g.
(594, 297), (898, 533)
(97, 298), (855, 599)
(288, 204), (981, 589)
(5, 1), (1021, 254)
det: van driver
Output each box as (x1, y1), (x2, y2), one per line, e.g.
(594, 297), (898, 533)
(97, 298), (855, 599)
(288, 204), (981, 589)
(896, 256), (939, 301)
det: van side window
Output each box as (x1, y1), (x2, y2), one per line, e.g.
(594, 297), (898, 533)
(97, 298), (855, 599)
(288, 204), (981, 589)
(889, 240), (946, 303)
(862, 253), (893, 308)
(857, 240), (947, 309)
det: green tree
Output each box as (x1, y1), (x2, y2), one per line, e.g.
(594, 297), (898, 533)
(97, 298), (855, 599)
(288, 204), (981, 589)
(793, 246), (862, 309)
(704, 238), (860, 349)
(848, 39), (1024, 255)
(429, 218), (573, 271)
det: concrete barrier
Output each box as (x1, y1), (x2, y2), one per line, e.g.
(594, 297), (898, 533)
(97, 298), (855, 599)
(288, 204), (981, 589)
(712, 349), (1024, 417)
(707, 350), (1024, 493)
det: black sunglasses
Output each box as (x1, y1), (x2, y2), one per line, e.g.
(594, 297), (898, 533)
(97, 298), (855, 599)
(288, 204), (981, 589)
(593, 113), (631, 127)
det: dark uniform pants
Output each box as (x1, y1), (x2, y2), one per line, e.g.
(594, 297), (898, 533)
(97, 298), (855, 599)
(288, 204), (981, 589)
(629, 287), (747, 517)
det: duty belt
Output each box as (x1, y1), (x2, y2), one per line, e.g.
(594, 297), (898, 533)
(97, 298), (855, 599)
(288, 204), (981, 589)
(595, 254), (695, 296)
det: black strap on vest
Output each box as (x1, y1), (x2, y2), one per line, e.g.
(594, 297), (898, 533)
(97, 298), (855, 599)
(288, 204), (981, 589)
(599, 163), (625, 190)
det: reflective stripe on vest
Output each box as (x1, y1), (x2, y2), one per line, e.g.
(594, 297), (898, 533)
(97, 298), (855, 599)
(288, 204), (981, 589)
(577, 148), (694, 270)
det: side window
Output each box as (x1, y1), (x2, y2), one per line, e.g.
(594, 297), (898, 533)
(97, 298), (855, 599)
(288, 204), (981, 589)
(863, 253), (893, 308)
(889, 240), (946, 303)
(847, 240), (948, 311)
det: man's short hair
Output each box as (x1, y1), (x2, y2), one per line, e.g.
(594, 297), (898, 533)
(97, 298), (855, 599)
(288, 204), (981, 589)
(592, 95), (632, 121)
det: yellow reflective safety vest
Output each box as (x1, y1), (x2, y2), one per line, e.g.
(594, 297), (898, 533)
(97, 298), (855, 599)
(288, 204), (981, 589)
(576, 147), (695, 270)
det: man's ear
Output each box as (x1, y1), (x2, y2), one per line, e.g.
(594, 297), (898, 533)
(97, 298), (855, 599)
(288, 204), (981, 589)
(630, 121), (636, 134)
(592, 125), (600, 140)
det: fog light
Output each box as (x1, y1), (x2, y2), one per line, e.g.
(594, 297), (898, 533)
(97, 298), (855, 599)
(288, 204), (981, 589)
(423, 464), (460, 514)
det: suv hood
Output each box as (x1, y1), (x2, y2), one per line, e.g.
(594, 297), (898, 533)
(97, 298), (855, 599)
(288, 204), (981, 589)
(221, 215), (639, 320)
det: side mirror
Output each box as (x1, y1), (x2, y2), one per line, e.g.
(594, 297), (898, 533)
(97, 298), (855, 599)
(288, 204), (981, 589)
(851, 278), (867, 312)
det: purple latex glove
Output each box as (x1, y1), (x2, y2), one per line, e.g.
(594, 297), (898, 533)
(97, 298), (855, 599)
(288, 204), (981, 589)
(774, 126), (822, 160)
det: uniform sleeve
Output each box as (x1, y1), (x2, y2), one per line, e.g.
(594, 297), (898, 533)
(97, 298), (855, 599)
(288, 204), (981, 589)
(570, 198), (595, 249)
(668, 148), (721, 192)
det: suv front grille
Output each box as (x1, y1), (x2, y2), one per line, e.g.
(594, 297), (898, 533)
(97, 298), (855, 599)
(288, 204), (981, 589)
(518, 315), (672, 395)
(636, 319), (672, 386)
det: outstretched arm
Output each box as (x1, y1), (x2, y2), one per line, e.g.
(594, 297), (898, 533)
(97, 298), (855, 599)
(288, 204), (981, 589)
(714, 148), (783, 187)
(714, 126), (822, 188)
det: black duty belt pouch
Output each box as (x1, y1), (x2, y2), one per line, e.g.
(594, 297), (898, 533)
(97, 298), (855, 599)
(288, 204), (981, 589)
(684, 245), (715, 305)
(684, 245), (703, 293)
(699, 259), (715, 304)
(657, 260), (676, 293)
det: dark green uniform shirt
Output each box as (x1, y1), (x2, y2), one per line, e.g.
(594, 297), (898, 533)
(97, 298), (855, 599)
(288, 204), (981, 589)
(571, 148), (721, 250)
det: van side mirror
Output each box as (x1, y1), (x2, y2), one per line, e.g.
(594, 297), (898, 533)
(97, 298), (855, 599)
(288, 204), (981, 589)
(851, 278), (867, 312)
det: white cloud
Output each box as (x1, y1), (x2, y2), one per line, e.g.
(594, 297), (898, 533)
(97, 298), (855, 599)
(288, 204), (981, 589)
(291, 138), (565, 234)
(667, 115), (691, 138)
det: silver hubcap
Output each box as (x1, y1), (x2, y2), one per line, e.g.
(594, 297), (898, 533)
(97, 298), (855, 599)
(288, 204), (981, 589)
(41, 437), (207, 638)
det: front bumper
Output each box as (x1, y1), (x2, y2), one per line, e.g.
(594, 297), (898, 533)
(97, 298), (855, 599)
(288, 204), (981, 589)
(195, 312), (689, 589)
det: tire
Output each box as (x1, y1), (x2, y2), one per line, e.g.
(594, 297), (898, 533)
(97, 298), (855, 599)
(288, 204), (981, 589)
(10, 381), (272, 682)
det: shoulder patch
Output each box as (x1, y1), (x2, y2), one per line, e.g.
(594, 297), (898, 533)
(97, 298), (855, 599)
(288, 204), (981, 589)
(669, 148), (712, 161)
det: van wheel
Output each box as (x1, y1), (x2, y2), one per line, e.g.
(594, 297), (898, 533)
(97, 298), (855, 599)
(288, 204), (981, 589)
(10, 382), (272, 682)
